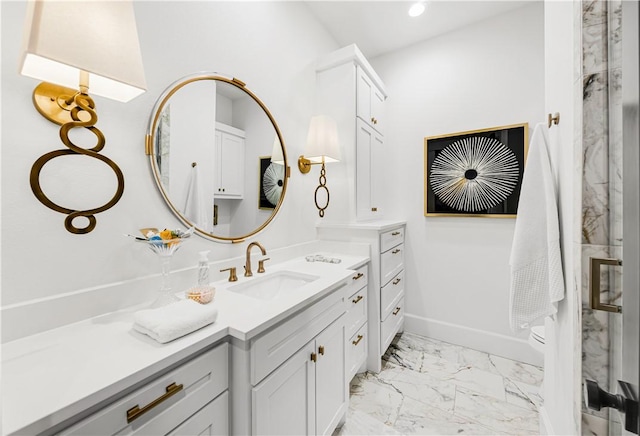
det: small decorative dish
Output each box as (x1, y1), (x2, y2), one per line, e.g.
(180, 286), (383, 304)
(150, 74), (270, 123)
(186, 285), (215, 304)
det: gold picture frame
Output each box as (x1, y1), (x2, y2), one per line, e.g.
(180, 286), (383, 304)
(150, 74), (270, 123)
(424, 123), (529, 218)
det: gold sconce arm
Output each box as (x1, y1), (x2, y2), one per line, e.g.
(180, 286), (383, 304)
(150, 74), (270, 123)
(298, 156), (330, 218)
(30, 78), (125, 234)
(298, 155), (325, 174)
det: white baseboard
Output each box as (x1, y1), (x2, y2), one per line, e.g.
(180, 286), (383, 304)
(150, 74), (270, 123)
(404, 313), (544, 366)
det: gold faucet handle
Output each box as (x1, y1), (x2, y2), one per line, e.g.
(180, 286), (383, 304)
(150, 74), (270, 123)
(257, 257), (270, 273)
(220, 267), (237, 282)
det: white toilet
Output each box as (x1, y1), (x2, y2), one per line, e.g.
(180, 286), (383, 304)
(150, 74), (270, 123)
(528, 325), (546, 354)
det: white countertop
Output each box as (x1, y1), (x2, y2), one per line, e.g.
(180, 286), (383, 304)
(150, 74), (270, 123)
(1, 253), (368, 435)
(316, 219), (406, 231)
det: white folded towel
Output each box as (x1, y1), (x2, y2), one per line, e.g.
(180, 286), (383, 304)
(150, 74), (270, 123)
(133, 300), (218, 343)
(509, 122), (565, 332)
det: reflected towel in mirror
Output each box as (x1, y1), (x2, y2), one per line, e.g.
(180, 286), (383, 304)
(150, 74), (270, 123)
(182, 164), (209, 231)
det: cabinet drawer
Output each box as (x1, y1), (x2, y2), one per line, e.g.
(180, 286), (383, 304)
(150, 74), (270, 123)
(62, 343), (228, 435)
(251, 283), (346, 385)
(380, 227), (404, 253)
(168, 391), (228, 436)
(381, 244), (404, 286)
(345, 286), (367, 339)
(344, 264), (368, 298)
(347, 323), (367, 381)
(381, 270), (404, 319)
(381, 297), (404, 354)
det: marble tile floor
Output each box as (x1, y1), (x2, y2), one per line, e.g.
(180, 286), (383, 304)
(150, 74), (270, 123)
(334, 332), (543, 435)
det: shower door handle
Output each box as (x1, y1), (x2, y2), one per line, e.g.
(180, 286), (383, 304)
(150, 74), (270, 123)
(584, 379), (638, 434)
(589, 257), (623, 313)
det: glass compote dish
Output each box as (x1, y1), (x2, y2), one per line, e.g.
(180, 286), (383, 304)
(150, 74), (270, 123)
(133, 227), (193, 308)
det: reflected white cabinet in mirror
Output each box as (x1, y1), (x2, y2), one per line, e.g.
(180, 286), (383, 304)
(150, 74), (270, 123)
(315, 44), (387, 221)
(146, 74), (290, 243)
(214, 122), (245, 199)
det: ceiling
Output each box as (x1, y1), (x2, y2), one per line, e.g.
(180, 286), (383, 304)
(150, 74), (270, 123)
(305, 0), (537, 59)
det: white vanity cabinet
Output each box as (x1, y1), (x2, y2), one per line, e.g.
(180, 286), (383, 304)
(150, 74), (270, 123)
(231, 274), (360, 435)
(253, 317), (345, 435)
(317, 221), (406, 373)
(60, 343), (229, 436)
(214, 122), (245, 198)
(315, 44), (388, 221)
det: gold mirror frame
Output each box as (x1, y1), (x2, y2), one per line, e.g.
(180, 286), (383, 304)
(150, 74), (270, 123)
(145, 73), (289, 243)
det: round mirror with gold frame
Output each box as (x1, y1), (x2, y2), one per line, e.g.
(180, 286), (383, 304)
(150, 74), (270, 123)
(146, 73), (289, 243)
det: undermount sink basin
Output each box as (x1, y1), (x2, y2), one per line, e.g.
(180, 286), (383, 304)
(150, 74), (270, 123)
(226, 270), (319, 300)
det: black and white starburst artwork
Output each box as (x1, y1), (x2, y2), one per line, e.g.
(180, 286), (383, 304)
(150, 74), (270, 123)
(262, 162), (285, 207)
(429, 136), (519, 212)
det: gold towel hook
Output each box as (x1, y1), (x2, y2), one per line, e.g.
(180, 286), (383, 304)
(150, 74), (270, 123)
(191, 162), (197, 167)
(548, 112), (560, 128)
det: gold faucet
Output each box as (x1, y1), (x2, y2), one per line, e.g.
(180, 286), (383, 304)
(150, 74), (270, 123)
(245, 241), (267, 277)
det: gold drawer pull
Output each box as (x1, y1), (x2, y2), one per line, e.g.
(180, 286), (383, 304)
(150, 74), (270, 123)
(393, 278), (401, 285)
(352, 334), (364, 346)
(392, 249), (401, 254)
(311, 352), (317, 362)
(392, 307), (401, 316)
(352, 295), (363, 304)
(352, 272), (364, 280)
(391, 231), (400, 236)
(127, 382), (183, 423)
(319, 345), (325, 355)
(372, 207), (378, 212)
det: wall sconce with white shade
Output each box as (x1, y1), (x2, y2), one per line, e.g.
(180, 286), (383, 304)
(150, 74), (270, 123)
(19, 0), (146, 234)
(298, 115), (341, 217)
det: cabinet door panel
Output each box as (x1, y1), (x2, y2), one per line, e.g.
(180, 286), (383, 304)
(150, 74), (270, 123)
(356, 119), (383, 219)
(372, 86), (385, 135)
(370, 131), (385, 216)
(253, 342), (316, 435)
(315, 317), (347, 436)
(347, 323), (368, 381)
(167, 392), (228, 436)
(356, 66), (373, 127)
(356, 66), (384, 134)
(218, 133), (244, 198)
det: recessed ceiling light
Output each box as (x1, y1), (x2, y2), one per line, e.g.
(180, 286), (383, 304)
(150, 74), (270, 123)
(408, 2), (426, 17)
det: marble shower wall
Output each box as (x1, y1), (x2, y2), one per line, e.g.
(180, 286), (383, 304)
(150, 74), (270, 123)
(579, 1), (624, 434)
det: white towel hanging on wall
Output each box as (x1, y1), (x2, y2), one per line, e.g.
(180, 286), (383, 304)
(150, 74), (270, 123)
(509, 122), (565, 332)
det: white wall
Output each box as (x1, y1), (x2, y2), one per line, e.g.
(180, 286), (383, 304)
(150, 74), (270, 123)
(0, 1), (338, 341)
(370, 3), (546, 363)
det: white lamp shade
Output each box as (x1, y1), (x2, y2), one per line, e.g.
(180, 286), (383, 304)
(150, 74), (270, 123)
(19, 0), (146, 102)
(304, 115), (341, 163)
(271, 136), (284, 164)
